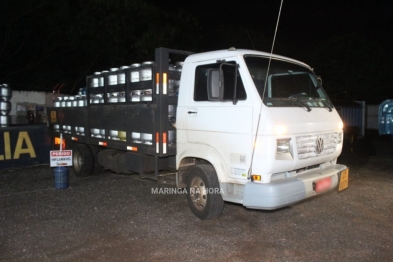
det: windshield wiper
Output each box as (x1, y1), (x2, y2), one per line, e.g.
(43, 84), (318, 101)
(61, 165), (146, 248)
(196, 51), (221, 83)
(289, 97), (311, 112)
(320, 100), (333, 112)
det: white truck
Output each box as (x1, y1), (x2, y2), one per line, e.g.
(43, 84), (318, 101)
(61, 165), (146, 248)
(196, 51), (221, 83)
(48, 47), (349, 220)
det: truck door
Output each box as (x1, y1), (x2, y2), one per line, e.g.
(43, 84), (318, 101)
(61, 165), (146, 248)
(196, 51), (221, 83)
(183, 60), (253, 180)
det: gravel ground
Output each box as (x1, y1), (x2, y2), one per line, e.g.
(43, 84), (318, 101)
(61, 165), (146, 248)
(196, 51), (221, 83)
(1, 139), (393, 261)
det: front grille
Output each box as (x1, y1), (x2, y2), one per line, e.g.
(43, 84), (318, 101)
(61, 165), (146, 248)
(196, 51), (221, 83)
(296, 132), (338, 159)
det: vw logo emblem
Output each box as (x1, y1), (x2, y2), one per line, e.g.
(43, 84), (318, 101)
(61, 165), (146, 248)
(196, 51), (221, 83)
(316, 137), (324, 154)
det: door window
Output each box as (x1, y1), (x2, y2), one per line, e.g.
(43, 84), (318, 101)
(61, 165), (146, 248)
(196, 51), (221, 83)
(194, 62), (247, 102)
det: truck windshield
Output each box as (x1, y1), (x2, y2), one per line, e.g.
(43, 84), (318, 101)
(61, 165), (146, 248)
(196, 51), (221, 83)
(244, 55), (334, 110)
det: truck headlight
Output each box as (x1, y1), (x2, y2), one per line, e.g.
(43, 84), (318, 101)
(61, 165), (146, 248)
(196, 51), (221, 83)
(277, 138), (291, 154)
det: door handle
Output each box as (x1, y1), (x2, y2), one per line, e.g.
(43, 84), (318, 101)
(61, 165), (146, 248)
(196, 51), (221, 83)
(188, 111), (197, 114)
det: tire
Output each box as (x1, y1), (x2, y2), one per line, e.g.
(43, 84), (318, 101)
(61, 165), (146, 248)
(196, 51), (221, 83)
(72, 143), (94, 177)
(186, 164), (224, 220)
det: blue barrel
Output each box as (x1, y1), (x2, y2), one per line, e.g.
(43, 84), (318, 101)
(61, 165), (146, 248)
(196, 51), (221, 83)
(54, 166), (69, 189)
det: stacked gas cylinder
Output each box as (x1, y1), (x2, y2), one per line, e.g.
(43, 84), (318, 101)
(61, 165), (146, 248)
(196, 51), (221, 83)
(53, 88), (87, 135)
(87, 61), (182, 144)
(53, 88), (87, 108)
(88, 61), (183, 104)
(0, 84), (12, 127)
(90, 62), (156, 104)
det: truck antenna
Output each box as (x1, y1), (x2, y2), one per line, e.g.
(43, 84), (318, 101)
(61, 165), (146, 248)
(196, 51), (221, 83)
(248, 0), (284, 180)
(247, 30), (256, 50)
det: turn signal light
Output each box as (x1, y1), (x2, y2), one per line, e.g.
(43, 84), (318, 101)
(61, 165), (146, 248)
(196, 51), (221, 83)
(251, 175), (261, 181)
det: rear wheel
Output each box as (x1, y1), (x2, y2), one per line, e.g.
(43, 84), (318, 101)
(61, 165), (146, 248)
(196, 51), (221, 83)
(72, 143), (94, 177)
(186, 164), (224, 220)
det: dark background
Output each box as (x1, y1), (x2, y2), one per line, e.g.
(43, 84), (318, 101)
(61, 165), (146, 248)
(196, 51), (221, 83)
(1, 0), (392, 103)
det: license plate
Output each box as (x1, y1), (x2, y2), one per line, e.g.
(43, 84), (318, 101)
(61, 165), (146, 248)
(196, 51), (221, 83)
(313, 177), (332, 193)
(338, 168), (349, 191)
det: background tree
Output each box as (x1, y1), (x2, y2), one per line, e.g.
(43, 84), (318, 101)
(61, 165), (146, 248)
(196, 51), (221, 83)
(0, 0), (201, 94)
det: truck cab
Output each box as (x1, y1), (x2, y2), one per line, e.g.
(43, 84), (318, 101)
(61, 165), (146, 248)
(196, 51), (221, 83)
(175, 48), (348, 219)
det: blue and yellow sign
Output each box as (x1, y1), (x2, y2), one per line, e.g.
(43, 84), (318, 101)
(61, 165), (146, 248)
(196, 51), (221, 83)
(0, 125), (51, 169)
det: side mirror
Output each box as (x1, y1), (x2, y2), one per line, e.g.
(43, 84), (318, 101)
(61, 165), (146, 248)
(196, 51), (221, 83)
(317, 76), (323, 85)
(207, 69), (221, 101)
(220, 63), (239, 105)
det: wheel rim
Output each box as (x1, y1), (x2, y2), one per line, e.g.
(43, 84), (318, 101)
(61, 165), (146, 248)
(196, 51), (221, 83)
(73, 150), (83, 172)
(189, 176), (207, 211)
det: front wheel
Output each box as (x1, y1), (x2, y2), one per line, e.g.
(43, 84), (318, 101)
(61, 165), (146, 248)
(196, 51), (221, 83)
(186, 164), (224, 220)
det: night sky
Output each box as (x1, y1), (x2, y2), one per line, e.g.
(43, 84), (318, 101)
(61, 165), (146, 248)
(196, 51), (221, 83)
(149, 1), (392, 47)
(148, 0), (393, 102)
(1, 0), (392, 103)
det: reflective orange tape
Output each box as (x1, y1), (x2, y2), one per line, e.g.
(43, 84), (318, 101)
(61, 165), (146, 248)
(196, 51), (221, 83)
(156, 73), (160, 94)
(156, 132), (160, 153)
(163, 132), (167, 154)
(163, 73), (167, 94)
(127, 146), (138, 151)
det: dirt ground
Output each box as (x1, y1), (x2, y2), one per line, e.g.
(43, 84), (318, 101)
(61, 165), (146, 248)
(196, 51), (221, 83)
(1, 135), (392, 261)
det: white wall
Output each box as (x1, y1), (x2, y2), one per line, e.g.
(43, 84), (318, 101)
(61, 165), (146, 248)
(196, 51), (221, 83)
(9, 91), (52, 116)
(8, 91), (53, 124)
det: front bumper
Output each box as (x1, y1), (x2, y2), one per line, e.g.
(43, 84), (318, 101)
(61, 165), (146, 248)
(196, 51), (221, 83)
(243, 164), (347, 210)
